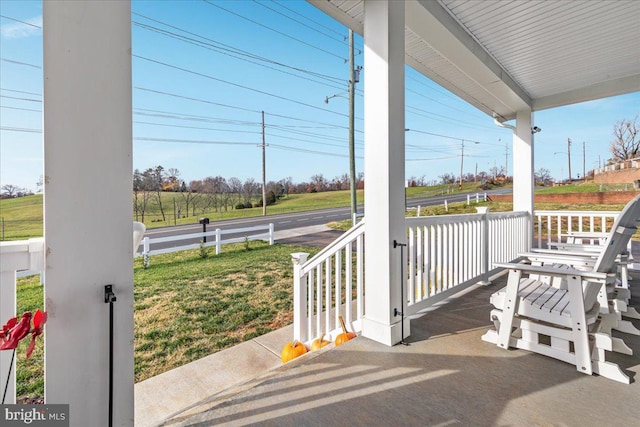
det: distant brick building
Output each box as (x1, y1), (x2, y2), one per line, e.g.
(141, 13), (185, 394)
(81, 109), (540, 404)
(593, 158), (640, 184)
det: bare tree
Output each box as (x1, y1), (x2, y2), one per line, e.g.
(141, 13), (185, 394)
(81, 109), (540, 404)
(164, 168), (181, 192)
(534, 168), (553, 185)
(610, 116), (639, 161)
(310, 174), (328, 192)
(1, 184), (23, 198)
(36, 175), (44, 193)
(242, 178), (260, 204)
(228, 177), (243, 207)
(439, 173), (455, 184)
(179, 180), (200, 218)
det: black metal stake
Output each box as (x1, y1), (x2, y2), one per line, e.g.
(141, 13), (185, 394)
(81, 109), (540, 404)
(393, 240), (409, 346)
(2, 348), (16, 404)
(104, 285), (116, 427)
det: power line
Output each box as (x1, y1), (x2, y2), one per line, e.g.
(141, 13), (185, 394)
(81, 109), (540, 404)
(252, 0), (349, 47)
(406, 128), (502, 146)
(132, 19), (347, 92)
(202, 0), (347, 62)
(134, 89), (357, 131)
(133, 121), (262, 134)
(0, 105), (41, 113)
(135, 87), (261, 114)
(0, 94), (41, 103)
(0, 88), (42, 96)
(0, 58), (41, 69)
(132, 13), (344, 84)
(133, 55), (353, 119)
(270, 0), (346, 39)
(134, 137), (257, 146)
(0, 126), (42, 133)
(0, 15), (41, 29)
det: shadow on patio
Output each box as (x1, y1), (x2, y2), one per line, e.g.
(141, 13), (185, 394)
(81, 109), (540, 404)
(163, 277), (640, 426)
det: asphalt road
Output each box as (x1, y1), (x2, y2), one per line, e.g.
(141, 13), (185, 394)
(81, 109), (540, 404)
(143, 188), (512, 250)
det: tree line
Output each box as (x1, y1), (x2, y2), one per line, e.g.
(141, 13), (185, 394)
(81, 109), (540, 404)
(132, 166), (367, 222)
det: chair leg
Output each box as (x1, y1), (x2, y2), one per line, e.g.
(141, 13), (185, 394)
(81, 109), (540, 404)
(496, 269), (522, 350)
(567, 275), (592, 375)
(591, 332), (631, 384)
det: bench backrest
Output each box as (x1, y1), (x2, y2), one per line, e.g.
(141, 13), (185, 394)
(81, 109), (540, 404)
(593, 193), (640, 273)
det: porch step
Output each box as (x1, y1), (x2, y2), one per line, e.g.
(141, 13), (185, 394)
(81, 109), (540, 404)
(134, 324), (301, 427)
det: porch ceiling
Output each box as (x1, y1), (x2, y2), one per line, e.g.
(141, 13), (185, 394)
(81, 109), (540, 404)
(308, 0), (640, 122)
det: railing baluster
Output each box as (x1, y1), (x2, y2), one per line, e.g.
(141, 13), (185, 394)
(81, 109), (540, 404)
(334, 251), (341, 330)
(416, 226), (424, 302)
(356, 234), (364, 320)
(346, 243), (352, 324)
(316, 265), (322, 338)
(308, 268), (314, 339)
(408, 227), (416, 304)
(325, 257), (332, 335)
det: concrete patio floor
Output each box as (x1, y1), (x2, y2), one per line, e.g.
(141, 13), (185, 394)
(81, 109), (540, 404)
(155, 273), (640, 427)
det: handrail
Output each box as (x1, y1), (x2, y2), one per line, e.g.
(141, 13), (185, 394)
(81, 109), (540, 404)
(300, 220), (365, 275)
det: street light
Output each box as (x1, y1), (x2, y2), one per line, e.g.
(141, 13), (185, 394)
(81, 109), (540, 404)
(324, 29), (361, 226)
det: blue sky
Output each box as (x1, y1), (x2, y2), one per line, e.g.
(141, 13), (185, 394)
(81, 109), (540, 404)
(1, 0), (638, 192)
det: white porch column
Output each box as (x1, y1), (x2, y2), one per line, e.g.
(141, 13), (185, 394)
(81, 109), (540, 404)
(43, 2), (133, 426)
(362, 0), (407, 346)
(513, 109), (534, 248)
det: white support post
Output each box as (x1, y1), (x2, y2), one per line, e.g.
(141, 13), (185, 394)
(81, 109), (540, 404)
(513, 109), (535, 249)
(291, 253), (309, 342)
(467, 194), (470, 205)
(476, 207), (491, 285)
(43, 2), (133, 426)
(269, 223), (274, 245)
(362, 0), (407, 346)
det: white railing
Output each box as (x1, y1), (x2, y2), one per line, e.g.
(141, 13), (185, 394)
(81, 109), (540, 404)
(291, 210), (532, 342)
(0, 238), (45, 404)
(136, 223), (274, 266)
(291, 220), (365, 344)
(405, 210), (530, 315)
(534, 210), (620, 249)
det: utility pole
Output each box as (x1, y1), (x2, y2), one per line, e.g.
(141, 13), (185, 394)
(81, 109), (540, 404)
(504, 139), (508, 178)
(567, 138), (572, 182)
(459, 140), (464, 190)
(261, 111), (267, 216)
(348, 29), (357, 225)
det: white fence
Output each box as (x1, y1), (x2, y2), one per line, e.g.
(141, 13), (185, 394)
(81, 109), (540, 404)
(534, 210), (620, 249)
(136, 223), (274, 266)
(291, 210), (532, 343)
